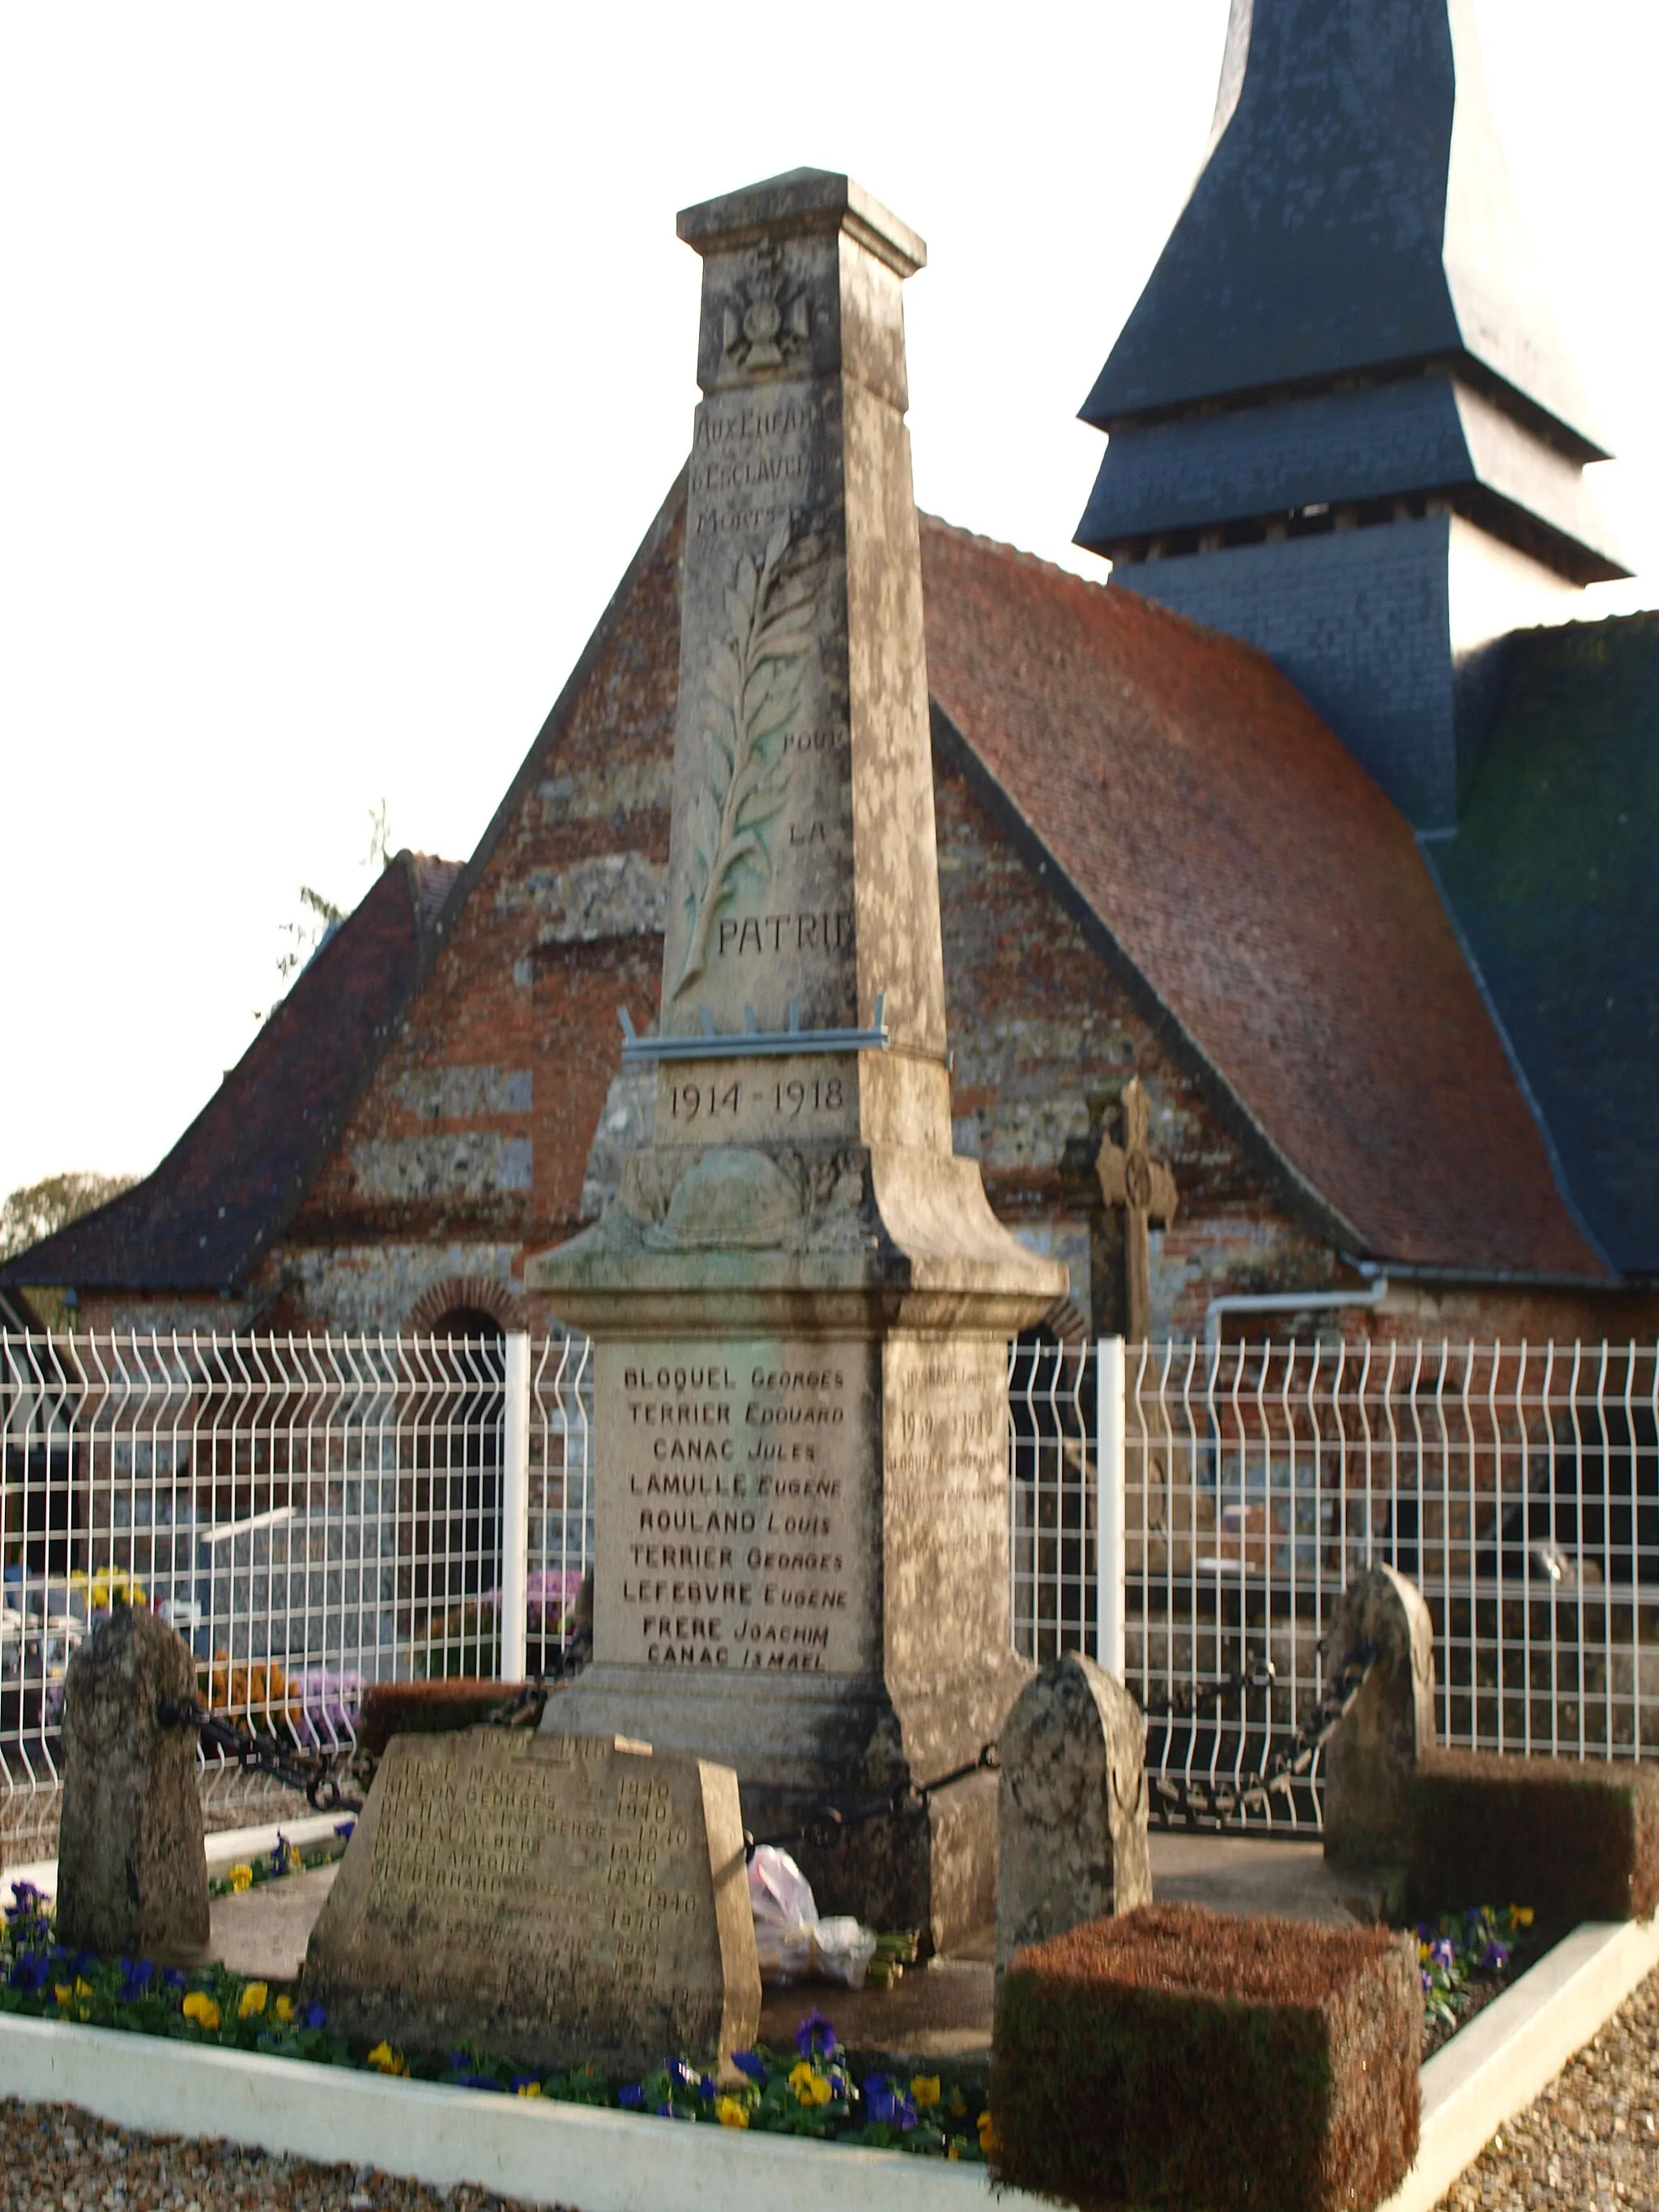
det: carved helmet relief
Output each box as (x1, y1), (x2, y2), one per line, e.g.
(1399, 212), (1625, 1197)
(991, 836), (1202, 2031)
(720, 244), (811, 373)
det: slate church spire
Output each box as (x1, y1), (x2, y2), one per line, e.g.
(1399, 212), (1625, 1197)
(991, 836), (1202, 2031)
(1077, 0), (1627, 831)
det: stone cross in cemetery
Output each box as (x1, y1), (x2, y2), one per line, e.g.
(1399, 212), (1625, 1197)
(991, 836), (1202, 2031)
(1092, 1074), (1177, 1345)
(528, 168), (1064, 1946)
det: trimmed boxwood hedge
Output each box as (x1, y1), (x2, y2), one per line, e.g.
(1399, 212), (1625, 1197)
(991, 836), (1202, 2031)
(991, 1903), (1418, 2212)
(1410, 1750), (1659, 1924)
(356, 1679), (523, 1756)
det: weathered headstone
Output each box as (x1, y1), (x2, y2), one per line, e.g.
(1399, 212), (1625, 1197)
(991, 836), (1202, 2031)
(1321, 1563), (1436, 1869)
(56, 1603), (209, 1962)
(996, 1651), (1151, 1972)
(527, 169), (1063, 1947)
(304, 1728), (761, 2076)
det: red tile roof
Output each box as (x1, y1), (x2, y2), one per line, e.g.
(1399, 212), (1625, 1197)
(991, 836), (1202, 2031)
(919, 515), (1604, 1277)
(2, 853), (455, 1293)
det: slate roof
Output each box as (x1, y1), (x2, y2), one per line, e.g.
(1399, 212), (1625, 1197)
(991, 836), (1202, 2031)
(1, 853), (461, 1294)
(1082, 0), (1604, 457)
(1429, 614), (1659, 1276)
(919, 515), (1606, 1279)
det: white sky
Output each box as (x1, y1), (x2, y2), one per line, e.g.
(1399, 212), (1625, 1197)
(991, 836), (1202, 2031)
(3, 1), (1655, 1198)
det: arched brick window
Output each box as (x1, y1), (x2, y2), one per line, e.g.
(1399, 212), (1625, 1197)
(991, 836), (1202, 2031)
(406, 1275), (525, 1340)
(403, 1281), (521, 1652)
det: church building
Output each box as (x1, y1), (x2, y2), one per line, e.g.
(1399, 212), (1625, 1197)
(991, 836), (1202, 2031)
(7, 0), (1655, 1348)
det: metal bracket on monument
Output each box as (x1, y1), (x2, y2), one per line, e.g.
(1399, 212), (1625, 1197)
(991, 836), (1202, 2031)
(618, 992), (889, 1063)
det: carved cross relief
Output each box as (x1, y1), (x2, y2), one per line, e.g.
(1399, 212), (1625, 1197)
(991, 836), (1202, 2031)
(1093, 1076), (1177, 1345)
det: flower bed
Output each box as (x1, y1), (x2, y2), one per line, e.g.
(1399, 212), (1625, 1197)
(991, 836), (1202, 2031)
(1417, 1903), (1543, 2058)
(211, 1824), (355, 1899)
(2, 1883), (989, 2162)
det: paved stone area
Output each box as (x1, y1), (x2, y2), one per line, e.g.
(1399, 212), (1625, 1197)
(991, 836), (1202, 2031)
(0, 2104), (561, 2212)
(1434, 1963), (1659, 2209)
(212, 1867), (340, 1984)
(209, 1826), (1381, 2060)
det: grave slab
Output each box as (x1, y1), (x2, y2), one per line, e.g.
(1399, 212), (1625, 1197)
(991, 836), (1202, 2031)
(303, 1728), (760, 2078)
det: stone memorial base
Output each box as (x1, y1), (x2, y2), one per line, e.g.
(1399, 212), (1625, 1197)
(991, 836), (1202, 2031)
(304, 1728), (760, 2078)
(535, 1144), (1059, 1949)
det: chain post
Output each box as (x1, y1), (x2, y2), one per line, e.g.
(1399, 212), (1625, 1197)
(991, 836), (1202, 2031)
(501, 1331), (531, 1681)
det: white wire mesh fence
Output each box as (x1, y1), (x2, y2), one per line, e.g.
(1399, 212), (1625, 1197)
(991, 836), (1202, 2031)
(0, 1330), (593, 1862)
(1009, 1336), (1659, 1832)
(8, 1328), (1655, 1859)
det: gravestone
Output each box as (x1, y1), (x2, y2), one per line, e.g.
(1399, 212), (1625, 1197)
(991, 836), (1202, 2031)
(527, 169), (1063, 1947)
(56, 1603), (209, 1962)
(304, 1728), (760, 2076)
(1321, 1564), (1436, 1869)
(996, 1651), (1151, 1973)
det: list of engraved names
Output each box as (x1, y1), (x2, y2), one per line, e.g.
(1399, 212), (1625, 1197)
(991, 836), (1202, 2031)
(601, 1345), (869, 1674)
(365, 1737), (701, 1987)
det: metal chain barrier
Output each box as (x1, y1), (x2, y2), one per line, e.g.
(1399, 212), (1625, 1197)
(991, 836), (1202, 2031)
(744, 1743), (1003, 1862)
(157, 1697), (363, 1814)
(1147, 1641), (1378, 1830)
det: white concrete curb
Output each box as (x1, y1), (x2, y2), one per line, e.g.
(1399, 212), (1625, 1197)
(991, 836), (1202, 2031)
(5, 1912), (1654, 2210)
(5, 1810), (349, 1903)
(0, 2014), (1014, 2212)
(1377, 1912), (1659, 2212)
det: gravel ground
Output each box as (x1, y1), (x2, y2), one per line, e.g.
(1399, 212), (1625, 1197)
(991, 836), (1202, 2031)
(0, 2104), (572, 2212)
(1436, 1963), (1659, 2208)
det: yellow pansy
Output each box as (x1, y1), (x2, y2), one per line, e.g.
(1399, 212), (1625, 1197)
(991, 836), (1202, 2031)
(181, 1992), (221, 2031)
(237, 1981), (268, 2019)
(514, 2082), (543, 2099)
(911, 2075), (941, 2109)
(75, 1978), (93, 2000)
(978, 2109), (999, 2154)
(1512, 1905), (1535, 1928)
(275, 1995), (295, 2024)
(366, 2040), (408, 2076)
(787, 2060), (832, 2107)
(714, 2095), (750, 2129)
(229, 1864), (254, 1894)
(53, 1985), (72, 2007)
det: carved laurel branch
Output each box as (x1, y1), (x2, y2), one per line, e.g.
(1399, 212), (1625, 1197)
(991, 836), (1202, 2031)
(674, 516), (819, 998)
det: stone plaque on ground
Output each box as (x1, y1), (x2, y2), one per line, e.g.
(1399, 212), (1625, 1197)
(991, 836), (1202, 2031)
(529, 168), (1062, 1949)
(1322, 1563), (1436, 1869)
(56, 1603), (209, 1963)
(303, 1728), (760, 2075)
(996, 1651), (1151, 1972)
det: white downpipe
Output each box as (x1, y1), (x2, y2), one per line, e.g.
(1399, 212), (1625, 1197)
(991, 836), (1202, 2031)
(501, 1332), (531, 1681)
(1203, 1276), (1390, 1353)
(1096, 1336), (1127, 1681)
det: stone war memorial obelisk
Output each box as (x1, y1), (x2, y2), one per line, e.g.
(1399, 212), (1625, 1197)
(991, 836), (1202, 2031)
(527, 168), (1063, 1947)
